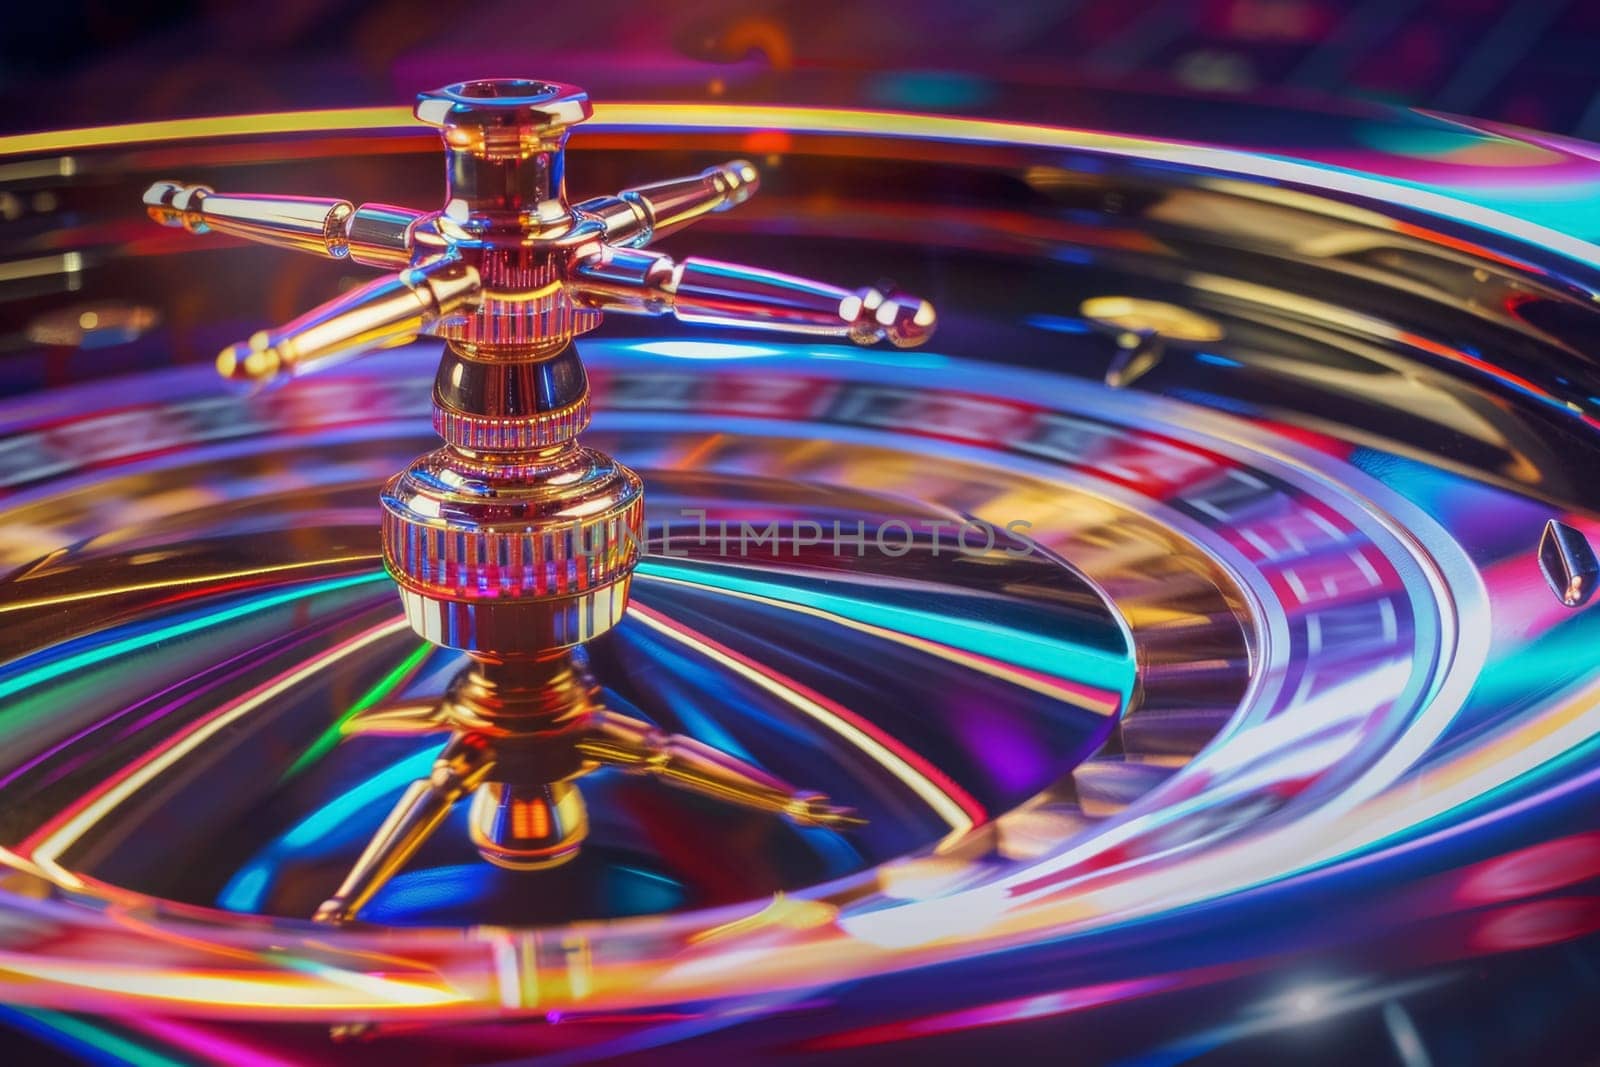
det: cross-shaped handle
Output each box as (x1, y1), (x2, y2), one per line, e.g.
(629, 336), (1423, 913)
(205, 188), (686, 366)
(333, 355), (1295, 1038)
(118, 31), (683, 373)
(144, 78), (936, 388)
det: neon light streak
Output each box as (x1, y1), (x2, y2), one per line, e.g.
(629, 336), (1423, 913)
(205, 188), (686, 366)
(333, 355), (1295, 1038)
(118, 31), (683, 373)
(27, 617), (410, 879)
(0, 572), (389, 704)
(4, 103), (1595, 270)
(628, 603), (982, 832)
(0, 556), (379, 615)
(0, 1006), (183, 1067)
(638, 559), (1130, 713)
(283, 642), (432, 779)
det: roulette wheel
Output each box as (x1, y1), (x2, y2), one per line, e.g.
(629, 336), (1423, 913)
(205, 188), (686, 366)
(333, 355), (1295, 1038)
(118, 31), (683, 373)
(4, 70), (1600, 1067)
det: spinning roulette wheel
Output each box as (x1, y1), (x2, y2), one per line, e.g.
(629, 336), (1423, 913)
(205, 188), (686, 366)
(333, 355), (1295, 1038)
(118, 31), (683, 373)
(2, 74), (1600, 1065)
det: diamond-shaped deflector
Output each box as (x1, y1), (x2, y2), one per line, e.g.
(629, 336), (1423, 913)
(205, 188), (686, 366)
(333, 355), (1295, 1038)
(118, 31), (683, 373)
(1539, 518), (1599, 608)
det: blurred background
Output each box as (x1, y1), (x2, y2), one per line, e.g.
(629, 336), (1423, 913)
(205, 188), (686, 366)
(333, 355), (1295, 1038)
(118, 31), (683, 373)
(7, 0), (1600, 398)
(5, 0), (1600, 138)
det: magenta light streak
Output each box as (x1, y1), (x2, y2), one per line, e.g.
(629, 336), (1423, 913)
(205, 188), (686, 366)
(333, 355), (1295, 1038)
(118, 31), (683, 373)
(3, 598), (385, 794)
(124, 1015), (306, 1067)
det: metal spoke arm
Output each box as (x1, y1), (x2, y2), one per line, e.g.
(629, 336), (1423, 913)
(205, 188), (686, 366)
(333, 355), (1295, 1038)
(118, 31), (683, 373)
(569, 246), (936, 348)
(149, 80), (937, 383)
(215, 256), (481, 386)
(144, 181), (423, 267)
(574, 160), (760, 248)
(576, 712), (862, 828)
(314, 733), (496, 924)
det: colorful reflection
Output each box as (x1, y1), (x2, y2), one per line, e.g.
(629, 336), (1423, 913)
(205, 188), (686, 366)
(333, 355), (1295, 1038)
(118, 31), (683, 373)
(3, 97), (1600, 1062)
(0, 331), (1590, 1067)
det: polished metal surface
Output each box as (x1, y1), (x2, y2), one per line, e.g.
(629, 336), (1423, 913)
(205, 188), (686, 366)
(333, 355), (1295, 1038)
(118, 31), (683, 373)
(2, 90), (1600, 1063)
(214, 256), (479, 383)
(1082, 295), (1225, 387)
(575, 159), (759, 247)
(380, 445), (645, 623)
(141, 78), (945, 923)
(148, 76), (940, 644)
(1539, 518), (1599, 608)
(144, 79), (937, 379)
(142, 180), (422, 267)
(431, 342), (590, 449)
(0, 351), (1158, 932)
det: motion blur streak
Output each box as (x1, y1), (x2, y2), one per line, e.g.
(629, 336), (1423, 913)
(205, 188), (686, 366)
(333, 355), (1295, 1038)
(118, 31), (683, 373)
(26, 616), (410, 881)
(628, 602), (984, 831)
(3, 102), (1598, 269)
